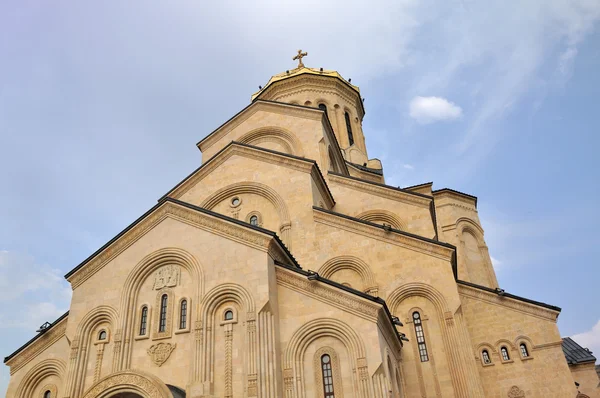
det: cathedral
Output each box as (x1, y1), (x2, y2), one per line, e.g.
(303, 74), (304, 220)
(4, 51), (599, 398)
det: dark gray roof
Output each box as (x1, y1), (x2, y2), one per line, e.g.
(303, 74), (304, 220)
(562, 337), (596, 365)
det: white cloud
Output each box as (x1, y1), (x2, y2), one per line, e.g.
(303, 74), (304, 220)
(409, 96), (463, 124)
(571, 320), (600, 359)
(491, 256), (502, 268)
(403, 164), (415, 170)
(558, 47), (578, 75)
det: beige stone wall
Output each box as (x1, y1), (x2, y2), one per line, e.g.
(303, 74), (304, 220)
(570, 363), (600, 398)
(459, 285), (577, 397)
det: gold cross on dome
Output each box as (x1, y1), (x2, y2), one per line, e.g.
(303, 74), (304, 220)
(293, 49), (308, 68)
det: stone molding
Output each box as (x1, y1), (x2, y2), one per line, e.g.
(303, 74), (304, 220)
(199, 101), (323, 151)
(328, 173), (431, 208)
(147, 342), (176, 366)
(458, 284), (559, 321)
(6, 317), (68, 375)
(14, 359), (66, 398)
(346, 163), (384, 183)
(433, 191), (477, 208)
(313, 347), (344, 398)
(81, 370), (172, 398)
(39, 384), (57, 398)
(507, 385), (525, 398)
(275, 267), (380, 322)
(313, 208), (454, 261)
(67, 201), (278, 289)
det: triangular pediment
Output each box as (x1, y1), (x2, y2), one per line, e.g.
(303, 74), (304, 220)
(65, 198), (296, 289)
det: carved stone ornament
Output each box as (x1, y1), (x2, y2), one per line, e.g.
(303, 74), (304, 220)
(147, 343), (176, 366)
(508, 385), (525, 398)
(153, 265), (180, 290)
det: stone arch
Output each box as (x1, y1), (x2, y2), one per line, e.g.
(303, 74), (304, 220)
(356, 210), (405, 231)
(283, 318), (369, 398)
(15, 359), (66, 398)
(200, 182), (292, 248)
(237, 126), (305, 156)
(387, 283), (477, 397)
(318, 256), (378, 295)
(456, 218), (497, 288)
(313, 346), (344, 398)
(67, 305), (119, 398)
(197, 283), (256, 391)
(117, 247), (204, 369)
(495, 338), (516, 351)
(81, 370), (172, 398)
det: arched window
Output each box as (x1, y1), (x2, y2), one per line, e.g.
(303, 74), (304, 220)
(318, 103), (328, 117)
(482, 350), (491, 364)
(412, 312), (429, 362)
(224, 310), (234, 321)
(344, 111), (354, 146)
(519, 343), (529, 358)
(44, 390), (51, 398)
(500, 346), (510, 361)
(98, 330), (107, 340)
(159, 294), (168, 333)
(249, 215), (258, 226)
(179, 300), (187, 329)
(320, 354), (335, 397)
(139, 306), (148, 335)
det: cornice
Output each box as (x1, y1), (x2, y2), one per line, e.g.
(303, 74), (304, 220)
(166, 142), (320, 200)
(433, 189), (478, 208)
(275, 267), (380, 322)
(5, 315), (68, 375)
(198, 100), (323, 152)
(66, 200), (282, 289)
(313, 208), (455, 261)
(328, 173), (431, 208)
(256, 74), (364, 118)
(457, 284), (559, 321)
(346, 163), (384, 183)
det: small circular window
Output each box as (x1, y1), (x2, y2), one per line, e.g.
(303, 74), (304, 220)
(230, 197), (241, 207)
(224, 310), (234, 321)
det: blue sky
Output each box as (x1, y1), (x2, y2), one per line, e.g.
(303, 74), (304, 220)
(1, 0), (599, 393)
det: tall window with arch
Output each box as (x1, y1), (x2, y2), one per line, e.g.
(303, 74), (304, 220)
(344, 111), (354, 146)
(318, 103), (328, 117)
(159, 294), (168, 333)
(44, 390), (51, 398)
(249, 215), (258, 226)
(412, 311), (429, 362)
(482, 349), (491, 364)
(320, 354), (335, 397)
(139, 306), (148, 335)
(179, 299), (187, 329)
(519, 343), (529, 358)
(500, 346), (510, 361)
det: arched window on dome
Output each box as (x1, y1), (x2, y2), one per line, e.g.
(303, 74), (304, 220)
(412, 311), (429, 362)
(520, 343), (529, 358)
(318, 103), (328, 117)
(159, 294), (168, 333)
(345, 111), (354, 146)
(44, 390), (51, 398)
(250, 215), (258, 226)
(320, 354), (335, 397)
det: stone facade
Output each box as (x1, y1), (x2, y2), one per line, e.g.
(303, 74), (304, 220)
(4, 59), (599, 398)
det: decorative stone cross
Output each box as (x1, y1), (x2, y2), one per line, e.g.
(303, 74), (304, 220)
(293, 49), (308, 68)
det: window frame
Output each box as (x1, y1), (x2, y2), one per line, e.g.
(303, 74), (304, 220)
(481, 349), (492, 365)
(500, 346), (512, 363)
(220, 307), (238, 325)
(152, 288), (173, 340)
(344, 111), (354, 146)
(320, 354), (335, 397)
(313, 347), (343, 398)
(245, 211), (262, 227)
(175, 297), (191, 334)
(412, 311), (429, 362)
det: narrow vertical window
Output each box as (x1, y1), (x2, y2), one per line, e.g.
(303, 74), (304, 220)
(412, 312), (429, 362)
(140, 306), (148, 335)
(44, 391), (51, 398)
(344, 112), (354, 146)
(179, 300), (187, 329)
(500, 346), (510, 361)
(519, 343), (529, 358)
(321, 354), (335, 397)
(249, 215), (258, 226)
(482, 350), (491, 364)
(318, 103), (328, 117)
(159, 294), (168, 332)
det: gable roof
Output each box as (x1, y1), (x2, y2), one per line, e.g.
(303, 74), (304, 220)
(562, 337), (597, 365)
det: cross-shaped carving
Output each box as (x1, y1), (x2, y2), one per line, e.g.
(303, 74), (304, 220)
(293, 49), (308, 68)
